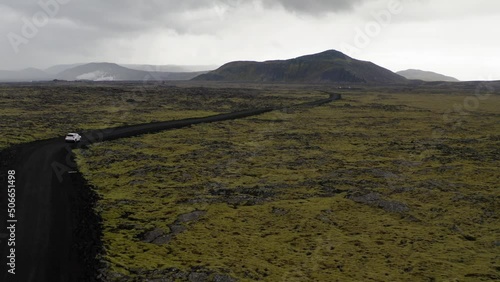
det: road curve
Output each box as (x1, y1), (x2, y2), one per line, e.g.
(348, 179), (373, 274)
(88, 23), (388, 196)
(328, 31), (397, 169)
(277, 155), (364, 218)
(0, 94), (340, 282)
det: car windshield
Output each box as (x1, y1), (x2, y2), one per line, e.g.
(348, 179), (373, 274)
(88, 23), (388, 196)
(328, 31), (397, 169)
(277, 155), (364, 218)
(67, 134), (75, 137)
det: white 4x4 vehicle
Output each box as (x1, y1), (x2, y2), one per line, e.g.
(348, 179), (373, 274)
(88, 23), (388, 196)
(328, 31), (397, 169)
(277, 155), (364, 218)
(65, 133), (82, 143)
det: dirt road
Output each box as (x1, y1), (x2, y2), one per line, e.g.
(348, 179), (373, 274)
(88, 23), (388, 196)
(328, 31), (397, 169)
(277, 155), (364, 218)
(0, 94), (340, 281)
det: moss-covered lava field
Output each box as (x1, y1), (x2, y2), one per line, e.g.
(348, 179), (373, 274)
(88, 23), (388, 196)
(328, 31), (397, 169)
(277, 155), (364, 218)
(67, 85), (499, 281)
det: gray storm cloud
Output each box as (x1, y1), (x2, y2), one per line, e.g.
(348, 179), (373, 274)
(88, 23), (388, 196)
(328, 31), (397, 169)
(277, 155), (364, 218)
(1, 0), (499, 80)
(2, 0), (369, 33)
(0, 0), (371, 62)
(261, 0), (367, 14)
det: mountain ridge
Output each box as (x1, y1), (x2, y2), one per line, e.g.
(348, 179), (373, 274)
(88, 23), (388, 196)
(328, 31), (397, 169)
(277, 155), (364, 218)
(0, 68), (51, 82)
(193, 50), (408, 84)
(397, 69), (459, 82)
(0, 63), (209, 82)
(0, 52), (464, 83)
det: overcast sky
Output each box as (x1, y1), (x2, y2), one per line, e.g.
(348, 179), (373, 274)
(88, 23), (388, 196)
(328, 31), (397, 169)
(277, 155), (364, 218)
(1, 0), (498, 80)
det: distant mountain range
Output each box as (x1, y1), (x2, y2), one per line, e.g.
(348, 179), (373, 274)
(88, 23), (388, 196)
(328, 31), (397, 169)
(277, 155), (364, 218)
(44, 63), (84, 75)
(193, 50), (407, 84)
(0, 63), (212, 82)
(397, 69), (459, 82)
(0, 68), (52, 82)
(0, 51), (462, 84)
(55, 63), (208, 81)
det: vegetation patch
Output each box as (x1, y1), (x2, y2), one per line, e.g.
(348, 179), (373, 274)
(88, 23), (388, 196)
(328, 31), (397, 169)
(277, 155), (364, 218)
(76, 90), (499, 281)
(0, 83), (319, 149)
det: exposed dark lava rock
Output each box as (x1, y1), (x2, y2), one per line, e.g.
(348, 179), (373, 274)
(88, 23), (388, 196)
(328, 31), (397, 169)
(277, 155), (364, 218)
(176, 211), (207, 223)
(114, 268), (238, 282)
(347, 191), (410, 213)
(141, 211), (207, 245)
(142, 228), (165, 243)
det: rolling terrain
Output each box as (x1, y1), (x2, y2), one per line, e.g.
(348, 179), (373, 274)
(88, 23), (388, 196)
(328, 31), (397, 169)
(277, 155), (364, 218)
(0, 78), (498, 281)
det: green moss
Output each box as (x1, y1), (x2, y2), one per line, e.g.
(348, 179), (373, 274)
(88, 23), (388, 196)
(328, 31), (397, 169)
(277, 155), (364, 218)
(74, 91), (499, 281)
(0, 84), (316, 150)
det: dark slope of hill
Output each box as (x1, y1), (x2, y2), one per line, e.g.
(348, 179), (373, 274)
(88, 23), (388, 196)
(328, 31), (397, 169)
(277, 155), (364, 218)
(193, 50), (407, 84)
(397, 69), (459, 82)
(56, 63), (206, 81)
